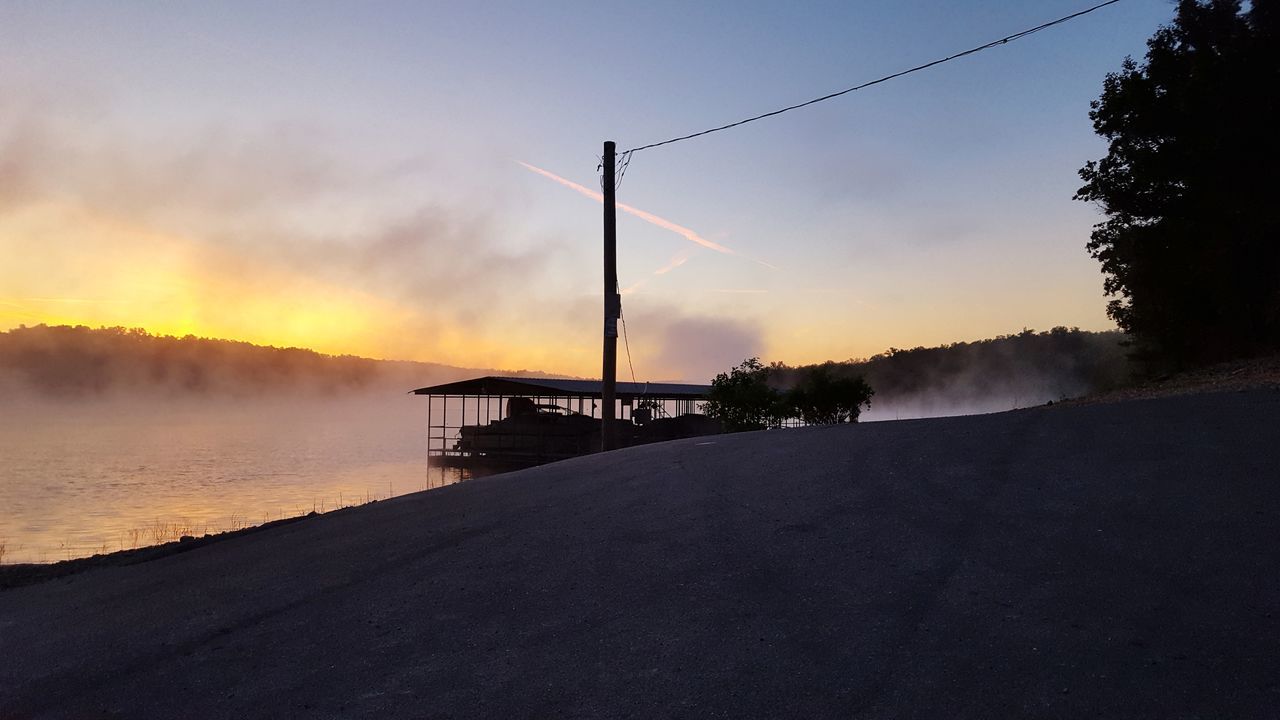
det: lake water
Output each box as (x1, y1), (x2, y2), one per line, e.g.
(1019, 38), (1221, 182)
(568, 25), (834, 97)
(0, 394), (468, 564)
(0, 389), (1035, 565)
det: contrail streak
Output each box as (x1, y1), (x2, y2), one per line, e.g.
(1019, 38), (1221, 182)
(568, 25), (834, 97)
(620, 279), (648, 296)
(654, 248), (693, 276)
(622, 248), (695, 295)
(518, 161), (776, 269)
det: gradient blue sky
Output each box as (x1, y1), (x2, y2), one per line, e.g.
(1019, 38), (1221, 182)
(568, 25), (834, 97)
(1, 1), (1174, 380)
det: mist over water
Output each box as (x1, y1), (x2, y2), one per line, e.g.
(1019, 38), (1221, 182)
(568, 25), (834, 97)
(0, 393), (459, 564)
(0, 326), (1132, 564)
(859, 380), (1085, 422)
(785, 328), (1132, 422)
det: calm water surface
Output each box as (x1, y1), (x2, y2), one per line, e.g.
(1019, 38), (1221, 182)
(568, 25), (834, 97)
(0, 394), (466, 564)
(0, 390), (1048, 564)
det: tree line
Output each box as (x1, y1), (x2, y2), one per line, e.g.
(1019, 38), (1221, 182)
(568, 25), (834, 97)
(0, 325), (461, 398)
(702, 358), (875, 432)
(702, 328), (1131, 431)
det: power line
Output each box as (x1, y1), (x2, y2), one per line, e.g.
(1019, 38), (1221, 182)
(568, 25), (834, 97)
(600, 151), (635, 190)
(619, 303), (637, 384)
(615, 150), (634, 189)
(622, 0), (1125, 155)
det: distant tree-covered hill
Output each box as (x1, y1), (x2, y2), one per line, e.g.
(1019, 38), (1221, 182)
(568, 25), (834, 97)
(0, 325), (533, 399)
(769, 327), (1132, 419)
(2, 324), (1132, 414)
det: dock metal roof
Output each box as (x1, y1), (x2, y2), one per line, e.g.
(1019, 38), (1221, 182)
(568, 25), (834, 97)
(411, 376), (710, 400)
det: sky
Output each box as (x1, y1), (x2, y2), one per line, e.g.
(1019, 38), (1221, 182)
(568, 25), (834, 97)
(0, 0), (1176, 381)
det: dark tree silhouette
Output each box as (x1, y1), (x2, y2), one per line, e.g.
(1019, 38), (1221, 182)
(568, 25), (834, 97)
(1075, 0), (1280, 365)
(785, 364), (873, 424)
(701, 358), (785, 432)
(704, 358), (876, 430)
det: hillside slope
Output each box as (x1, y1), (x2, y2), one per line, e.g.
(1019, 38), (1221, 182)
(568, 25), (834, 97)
(0, 324), (556, 398)
(776, 327), (1133, 419)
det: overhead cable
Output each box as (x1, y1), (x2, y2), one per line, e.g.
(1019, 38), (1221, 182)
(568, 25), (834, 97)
(621, 0), (1125, 155)
(620, 304), (637, 385)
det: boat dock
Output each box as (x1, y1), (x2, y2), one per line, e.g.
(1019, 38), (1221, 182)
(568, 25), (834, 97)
(412, 376), (716, 468)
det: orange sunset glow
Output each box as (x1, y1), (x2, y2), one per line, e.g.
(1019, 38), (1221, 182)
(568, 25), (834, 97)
(0, 1), (1150, 382)
(14, 5), (1277, 717)
(0, 201), (596, 373)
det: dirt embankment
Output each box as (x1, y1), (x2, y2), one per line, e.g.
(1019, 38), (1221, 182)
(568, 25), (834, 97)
(1060, 353), (1280, 406)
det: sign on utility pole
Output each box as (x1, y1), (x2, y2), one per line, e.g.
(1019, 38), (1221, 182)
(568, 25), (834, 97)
(601, 141), (619, 452)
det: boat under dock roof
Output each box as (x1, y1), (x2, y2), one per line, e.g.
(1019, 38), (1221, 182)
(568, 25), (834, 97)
(412, 376), (716, 469)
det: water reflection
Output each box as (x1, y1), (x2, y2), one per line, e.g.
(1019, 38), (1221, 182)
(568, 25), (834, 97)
(0, 394), (475, 564)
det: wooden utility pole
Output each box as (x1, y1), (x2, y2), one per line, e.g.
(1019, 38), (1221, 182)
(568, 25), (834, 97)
(601, 141), (619, 451)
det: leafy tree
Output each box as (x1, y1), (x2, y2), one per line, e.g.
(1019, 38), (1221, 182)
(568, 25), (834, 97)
(785, 364), (874, 424)
(1075, 0), (1280, 365)
(701, 358), (785, 432)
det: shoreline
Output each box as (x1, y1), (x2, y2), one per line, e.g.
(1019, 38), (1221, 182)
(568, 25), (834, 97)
(0, 507), (327, 591)
(5, 355), (1277, 589)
